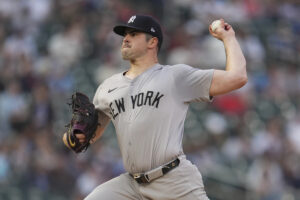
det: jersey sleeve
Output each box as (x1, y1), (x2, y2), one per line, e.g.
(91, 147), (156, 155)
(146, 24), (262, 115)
(93, 84), (103, 110)
(171, 64), (214, 103)
(93, 84), (111, 119)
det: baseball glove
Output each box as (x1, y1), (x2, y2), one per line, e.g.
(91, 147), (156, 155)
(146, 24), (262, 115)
(63, 92), (99, 153)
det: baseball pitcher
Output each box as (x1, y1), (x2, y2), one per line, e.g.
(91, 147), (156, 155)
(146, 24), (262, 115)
(63, 14), (247, 200)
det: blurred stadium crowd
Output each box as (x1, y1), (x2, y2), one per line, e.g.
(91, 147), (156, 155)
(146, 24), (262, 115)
(0, 0), (299, 199)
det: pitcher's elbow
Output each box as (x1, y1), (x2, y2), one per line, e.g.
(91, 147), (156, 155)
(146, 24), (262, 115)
(240, 62), (248, 86)
(239, 73), (248, 88)
(234, 73), (247, 89)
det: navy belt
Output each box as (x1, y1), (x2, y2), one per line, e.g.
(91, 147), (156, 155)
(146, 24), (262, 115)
(130, 158), (180, 184)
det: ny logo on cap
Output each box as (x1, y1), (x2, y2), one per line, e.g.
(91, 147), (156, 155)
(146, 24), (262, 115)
(151, 27), (155, 32)
(128, 15), (136, 23)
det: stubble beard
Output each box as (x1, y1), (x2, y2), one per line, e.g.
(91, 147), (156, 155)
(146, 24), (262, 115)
(121, 45), (148, 61)
(121, 48), (144, 61)
(121, 49), (132, 60)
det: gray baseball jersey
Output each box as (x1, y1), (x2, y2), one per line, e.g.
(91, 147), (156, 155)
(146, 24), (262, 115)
(93, 64), (214, 174)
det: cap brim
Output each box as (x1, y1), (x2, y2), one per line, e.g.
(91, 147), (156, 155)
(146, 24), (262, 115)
(113, 25), (150, 36)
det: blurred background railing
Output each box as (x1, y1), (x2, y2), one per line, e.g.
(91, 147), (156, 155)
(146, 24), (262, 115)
(0, 0), (299, 199)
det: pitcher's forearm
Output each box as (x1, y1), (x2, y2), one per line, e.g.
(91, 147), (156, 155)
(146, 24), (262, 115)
(90, 126), (105, 144)
(223, 37), (246, 77)
(90, 118), (110, 144)
(208, 20), (248, 96)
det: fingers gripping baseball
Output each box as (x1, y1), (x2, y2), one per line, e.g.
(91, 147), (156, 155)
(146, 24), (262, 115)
(209, 19), (235, 41)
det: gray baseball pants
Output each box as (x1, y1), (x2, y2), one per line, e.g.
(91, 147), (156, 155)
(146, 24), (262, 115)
(85, 155), (209, 200)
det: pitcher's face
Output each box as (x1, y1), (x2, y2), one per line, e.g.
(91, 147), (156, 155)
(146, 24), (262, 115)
(121, 29), (149, 61)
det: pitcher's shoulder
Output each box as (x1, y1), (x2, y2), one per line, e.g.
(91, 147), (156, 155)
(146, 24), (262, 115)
(161, 64), (192, 73)
(100, 72), (124, 86)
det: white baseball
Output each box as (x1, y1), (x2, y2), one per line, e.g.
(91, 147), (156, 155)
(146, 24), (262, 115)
(211, 20), (222, 32)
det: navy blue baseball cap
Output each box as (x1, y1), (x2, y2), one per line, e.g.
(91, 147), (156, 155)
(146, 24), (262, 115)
(113, 15), (163, 50)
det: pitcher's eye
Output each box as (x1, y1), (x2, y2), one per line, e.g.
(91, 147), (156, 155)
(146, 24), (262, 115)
(129, 32), (137, 37)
